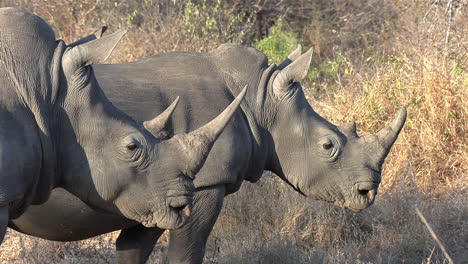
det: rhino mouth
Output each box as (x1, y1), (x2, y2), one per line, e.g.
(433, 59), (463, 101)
(136, 177), (195, 229)
(173, 204), (191, 223)
(347, 189), (376, 212)
(346, 181), (378, 212)
(140, 197), (193, 229)
(332, 182), (378, 212)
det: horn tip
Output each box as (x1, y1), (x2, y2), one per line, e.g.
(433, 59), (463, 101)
(238, 85), (248, 101)
(389, 106), (408, 132)
(400, 105), (407, 113)
(173, 96), (180, 105)
(166, 96), (180, 112)
(240, 85), (248, 95)
(398, 106), (408, 121)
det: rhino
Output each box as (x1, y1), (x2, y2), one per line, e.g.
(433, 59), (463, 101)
(0, 8), (246, 245)
(11, 41), (406, 263)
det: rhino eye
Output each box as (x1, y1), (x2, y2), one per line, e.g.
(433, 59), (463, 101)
(318, 136), (341, 162)
(126, 142), (138, 151)
(121, 136), (146, 162)
(322, 142), (334, 150)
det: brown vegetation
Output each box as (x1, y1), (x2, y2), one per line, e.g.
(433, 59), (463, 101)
(0, 0), (466, 263)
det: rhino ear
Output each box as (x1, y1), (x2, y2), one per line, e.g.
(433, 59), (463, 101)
(93, 26), (108, 38)
(143, 97), (180, 139)
(67, 26), (108, 48)
(277, 44), (302, 70)
(273, 47), (313, 97)
(63, 29), (126, 68)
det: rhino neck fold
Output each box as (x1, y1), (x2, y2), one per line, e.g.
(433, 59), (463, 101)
(250, 66), (309, 182)
(29, 40), (65, 205)
(253, 65), (281, 175)
(227, 64), (278, 182)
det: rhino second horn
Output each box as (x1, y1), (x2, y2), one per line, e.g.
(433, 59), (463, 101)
(340, 121), (357, 136)
(143, 96), (180, 135)
(175, 85), (248, 178)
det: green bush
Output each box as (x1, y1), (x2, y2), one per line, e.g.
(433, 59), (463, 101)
(253, 19), (353, 97)
(253, 19), (299, 64)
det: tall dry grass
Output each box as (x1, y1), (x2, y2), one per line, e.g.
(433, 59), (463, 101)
(0, 0), (466, 263)
(309, 0), (467, 196)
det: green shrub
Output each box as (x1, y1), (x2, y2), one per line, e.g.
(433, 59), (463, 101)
(253, 19), (299, 64)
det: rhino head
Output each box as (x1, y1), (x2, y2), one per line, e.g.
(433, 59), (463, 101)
(264, 46), (406, 211)
(55, 28), (247, 229)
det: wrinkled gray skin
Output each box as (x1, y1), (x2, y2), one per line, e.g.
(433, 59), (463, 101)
(11, 40), (406, 263)
(0, 8), (247, 245)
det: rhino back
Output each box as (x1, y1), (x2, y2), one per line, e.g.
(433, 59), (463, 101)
(94, 52), (255, 191)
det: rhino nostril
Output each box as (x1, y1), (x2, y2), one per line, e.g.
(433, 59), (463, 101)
(358, 189), (369, 196)
(175, 205), (191, 223)
(358, 188), (377, 203)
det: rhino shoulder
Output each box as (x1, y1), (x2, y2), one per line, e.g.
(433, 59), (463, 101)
(0, 8), (55, 42)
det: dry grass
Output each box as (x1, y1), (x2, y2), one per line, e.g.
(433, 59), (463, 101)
(0, 0), (466, 263)
(308, 0), (467, 196)
(0, 230), (117, 263)
(2, 180), (467, 264)
(208, 176), (468, 264)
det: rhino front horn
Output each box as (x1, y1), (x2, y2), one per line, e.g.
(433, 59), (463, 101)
(364, 106), (407, 169)
(375, 107), (407, 149)
(174, 85), (248, 178)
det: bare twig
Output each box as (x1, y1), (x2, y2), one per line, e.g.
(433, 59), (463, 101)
(425, 246), (436, 263)
(415, 208), (454, 264)
(444, 0), (453, 47)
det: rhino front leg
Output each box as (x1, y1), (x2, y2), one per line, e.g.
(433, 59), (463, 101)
(116, 225), (165, 264)
(0, 206), (8, 244)
(168, 185), (225, 264)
